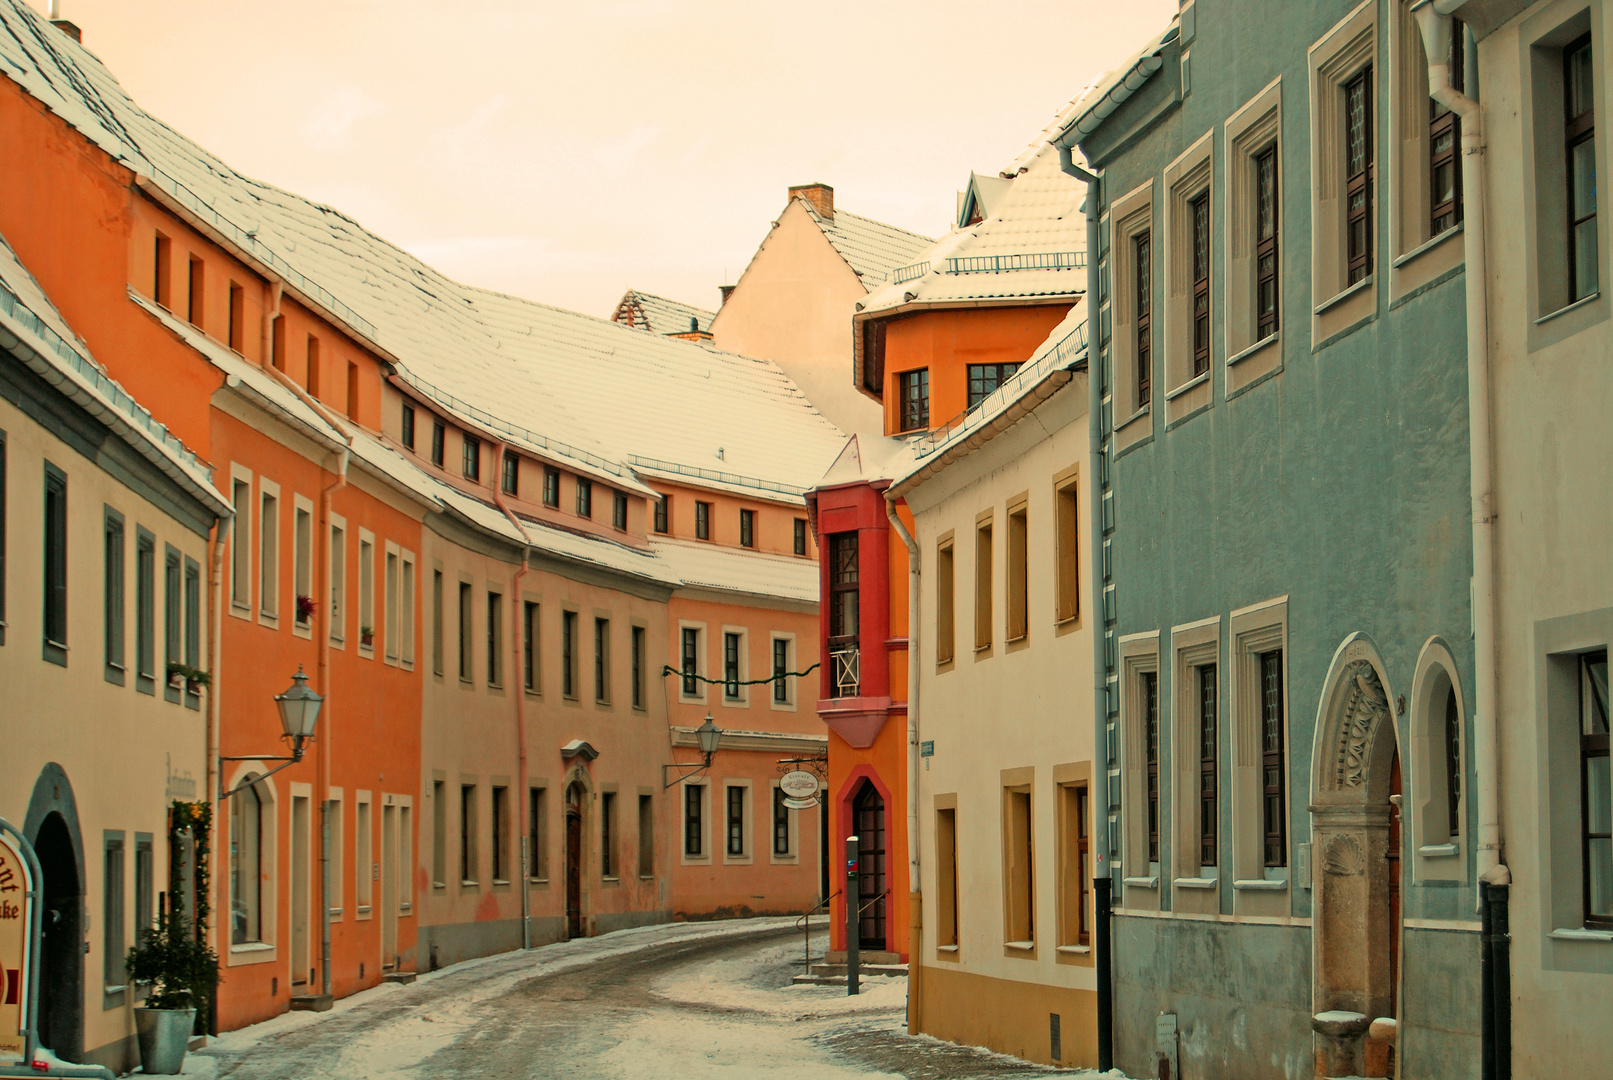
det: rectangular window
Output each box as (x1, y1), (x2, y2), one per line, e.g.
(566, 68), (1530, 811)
(974, 518), (993, 652)
(1579, 650), (1610, 927)
(1255, 146), (1280, 340)
(793, 518), (807, 556)
(898, 368), (930, 431)
(937, 806), (959, 948)
(726, 786), (746, 857)
(562, 610), (578, 698)
(462, 435), (481, 482)
(739, 509), (755, 548)
(460, 784), (477, 884)
(1135, 232), (1152, 409)
(487, 591), (502, 686)
(153, 233), (171, 308)
(359, 537), (374, 649)
(543, 467), (560, 508)
(681, 627), (700, 696)
(529, 788), (548, 880)
(328, 795), (344, 914)
(695, 501), (711, 540)
(231, 478), (251, 607)
(229, 282), (245, 352)
(136, 530), (155, 682)
(328, 525), (346, 643)
(385, 552), (400, 660)
(134, 835), (153, 938)
(163, 547), (181, 687)
(594, 617), (610, 703)
(430, 421), (445, 468)
(259, 491), (278, 616)
(772, 637), (789, 704)
(294, 506), (312, 625)
(612, 491), (628, 530)
(1143, 670), (1160, 863)
(0, 433), (6, 635)
(458, 582), (473, 682)
(638, 795), (654, 877)
(601, 792), (616, 877)
(271, 316), (286, 371)
(432, 780), (447, 887)
(345, 362), (360, 420)
(1567, 35), (1598, 302)
(501, 451), (518, 496)
(1345, 67), (1374, 285)
(187, 256), (204, 328)
(306, 334), (321, 398)
(1006, 504), (1028, 642)
(432, 570), (444, 675)
(104, 510), (125, 679)
(966, 363), (1021, 410)
(1055, 477), (1079, 623)
(401, 556), (415, 664)
(1260, 649), (1287, 867)
(654, 496), (669, 534)
(184, 559), (200, 689)
(103, 833), (125, 990)
(829, 532), (859, 697)
(43, 464), (67, 653)
(936, 539), (955, 664)
(1199, 664), (1219, 868)
(724, 631), (741, 700)
(773, 787), (791, 856)
(632, 626), (646, 708)
(685, 784), (704, 857)
(1004, 787), (1034, 944)
(491, 786), (509, 882)
(356, 798), (372, 911)
(523, 601), (540, 692)
(401, 405), (416, 451)
(1057, 783), (1091, 948)
(576, 478), (592, 518)
(1430, 19), (1466, 236)
(1191, 191), (1211, 377)
(1446, 689), (1463, 838)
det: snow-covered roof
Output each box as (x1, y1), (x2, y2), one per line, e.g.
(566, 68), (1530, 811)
(611, 290), (715, 337)
(1059, 20), (1180, 145)
(956, 172), (1014, 227)
(650, 540), (819, 605)
(796, 202), (934, 291)
(0, 231), (227, 516)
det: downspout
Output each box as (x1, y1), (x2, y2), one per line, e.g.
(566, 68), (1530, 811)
(1060, 141), (1113, 1074)
(205, 510), (228, 1034)
(1412, 6), (1507, 1078)
(491, 441), (533, 951)
(261, 280), (283, 367)
(884, 493), (921, 1036)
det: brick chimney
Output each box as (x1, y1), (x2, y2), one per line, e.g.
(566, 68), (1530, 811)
(718, 284), (737, 306)
(789, 183), (834, 222)
(51, 19), (82, 41)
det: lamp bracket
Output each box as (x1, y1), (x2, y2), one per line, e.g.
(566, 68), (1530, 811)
(661, 755), (714, 790)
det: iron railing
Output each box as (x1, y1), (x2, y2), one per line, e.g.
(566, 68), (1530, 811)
(886, 250), (1087, 287)
(627, 455), (809, 499)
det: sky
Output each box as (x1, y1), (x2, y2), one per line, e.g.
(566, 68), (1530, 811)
(32, 0), (1178, 319)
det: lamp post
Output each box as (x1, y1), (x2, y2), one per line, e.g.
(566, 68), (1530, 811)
(219, 667), (324, 799)
(662, 713), (724, 788)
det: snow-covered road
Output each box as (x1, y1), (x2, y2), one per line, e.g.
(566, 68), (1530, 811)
(185, 918), (1099, 1079)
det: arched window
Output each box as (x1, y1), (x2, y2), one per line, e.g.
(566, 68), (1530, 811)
(1409, 642), (1467, 882)
(231, 778), (263, 945)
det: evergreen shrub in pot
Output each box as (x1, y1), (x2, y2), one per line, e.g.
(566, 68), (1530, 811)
(126, 892), (219, 1075)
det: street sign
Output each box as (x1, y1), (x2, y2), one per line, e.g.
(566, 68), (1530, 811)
(0, 831), (33, 1058)
(779, 771), (818, 800)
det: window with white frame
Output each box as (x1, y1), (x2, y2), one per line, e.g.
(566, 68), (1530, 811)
(1224, 77), (1283, 373)
(1163, 132), (1213, 398)
(1309, 3), (1378, 337)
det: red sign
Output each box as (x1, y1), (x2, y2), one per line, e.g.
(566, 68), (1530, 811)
(0, 833), (32, 1058)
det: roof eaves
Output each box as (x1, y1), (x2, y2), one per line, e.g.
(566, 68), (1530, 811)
(1057, 24), (1180, 146)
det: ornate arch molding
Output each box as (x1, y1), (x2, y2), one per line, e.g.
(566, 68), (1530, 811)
(24, 762), (85, 890)
(1310, 633), (1400, 808)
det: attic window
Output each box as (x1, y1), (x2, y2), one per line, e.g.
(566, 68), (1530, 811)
(462, 435), (481, 482)
(862, 321), (887, 396)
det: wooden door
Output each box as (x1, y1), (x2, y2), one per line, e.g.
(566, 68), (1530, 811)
(565, 809), (582, 939)
(853, 783), (886, 950)
(381, 804), (398, 969)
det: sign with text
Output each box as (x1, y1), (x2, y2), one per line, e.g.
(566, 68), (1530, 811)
(779, 770), (820, 809)
(0, 833), (32, 1057)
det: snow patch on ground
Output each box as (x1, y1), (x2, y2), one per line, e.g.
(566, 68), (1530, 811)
(652, 936), (908, 1017)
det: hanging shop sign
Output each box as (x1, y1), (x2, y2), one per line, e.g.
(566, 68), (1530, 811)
(780, 770), (820, 808)
(0, 830), (33, 1057)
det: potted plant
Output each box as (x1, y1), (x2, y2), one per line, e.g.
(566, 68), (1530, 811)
(296, 594), (317, 624)
(165, 662), (212, 692)
(126, 891), (218, 1075)
(360, 624), (375, 649)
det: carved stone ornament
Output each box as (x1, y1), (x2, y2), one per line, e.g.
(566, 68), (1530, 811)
(1323, 833), (1366, 876)
(1335, 662), (1390, 788)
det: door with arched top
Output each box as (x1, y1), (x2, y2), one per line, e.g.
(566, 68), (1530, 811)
(565, 784), (584, 939)
(34, 812), (82, 1061)
(853, 783), (886, 950)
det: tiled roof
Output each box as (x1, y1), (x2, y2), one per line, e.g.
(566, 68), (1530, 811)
(796, 202), (935, 291)
(611, 290), (715, 336)
(650, 540), (819, 604)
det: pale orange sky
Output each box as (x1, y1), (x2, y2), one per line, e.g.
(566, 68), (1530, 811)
(34, 0), (1177, 318)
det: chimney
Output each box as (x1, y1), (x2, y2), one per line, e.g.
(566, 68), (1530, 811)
(718, 284), (737, 306)
(788, 183), (834, 222)
(51, 19), (81, 41)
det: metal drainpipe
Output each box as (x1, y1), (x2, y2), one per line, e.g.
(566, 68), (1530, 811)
(491, 440), (533, 950)
(205, 510), (228, 1032)
(884, 492), (920, 1035)
(1059, 141), (1112, 1074)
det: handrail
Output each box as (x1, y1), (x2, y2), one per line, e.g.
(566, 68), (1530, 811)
(797, 890), (841, 975)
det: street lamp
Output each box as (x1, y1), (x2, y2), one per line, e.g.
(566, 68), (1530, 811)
(220, 666), (324, 799)
(663, 712), (724, 788)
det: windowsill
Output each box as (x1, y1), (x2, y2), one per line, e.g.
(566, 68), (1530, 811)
(937, 944), (960, 953)
(1174, 876), (1217, 889)
(1392, 223), (1463, 269)
(528, 877), (549, 886)
(1164, 370), (1210, 401)
(1536, 291), (1601, 325)
(1417, 843), (1459, 858)
(1123, 875), (1159, 889)
(1116, 403), (1151, 431)
(1226, 332), (1279, 368)
(1233, 878), (1287, 891)
(1056, 944), (1092, 955)
(328, 908), (343, 918)
(432, 881), (446, 890)
(601, 875), (619, 883)
(639, 874), (655, 882)
(259, 612), (279, 628)
(1004, 940), (1035, 952)
(1550, 927), (1613, 943)
(492, 879), (511, 886)
(460, 879), (479, 888)
(230, 942), (273, 954)
(231, 601), (251, 616)
(357, 905), (372, 916)
(1314, 275), (1373, 316)
(104, 984), (128, 995)
(1005, 632), (1027, 645)
(973, 643), (992, 654)
(358, 645), (375, 660)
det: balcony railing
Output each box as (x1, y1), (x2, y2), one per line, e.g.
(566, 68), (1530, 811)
(830, 644), (860, 698)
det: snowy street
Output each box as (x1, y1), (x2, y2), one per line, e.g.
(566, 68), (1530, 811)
(187, 919), (1093, 1079)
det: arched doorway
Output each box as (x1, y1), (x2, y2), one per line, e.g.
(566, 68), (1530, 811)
(853, 782), (886, 951)
(565, 782), (585, 939)
(34, 812), (82, 1062)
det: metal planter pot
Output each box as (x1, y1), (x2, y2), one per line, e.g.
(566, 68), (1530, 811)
(133, 1006), (195, 1075)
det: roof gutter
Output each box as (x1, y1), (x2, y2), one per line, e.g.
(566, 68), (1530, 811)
(1057, 49), (1169, 147)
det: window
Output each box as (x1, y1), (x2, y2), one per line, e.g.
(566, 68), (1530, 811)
(1345, 67), (1374, 285)
(103, 833), (125, 990)
(1143, 671), (1160, 863)
(562, 610), (578, 698)
(104, 510), (125, 681)
(432, 570), (444, 675)
(793, 518), (807, 556)
(523, 601), (540, 692)
(862, 318), (886, 395)
(829, 533), (859, 697)
(726, 786), (746, 857)
(772, 637), (789, 704)
(1057, 783), (1091, 948)
(1055, 474), (1079, 624)
(328, 524), (346, 643)
(501, 451), (518, 496)
(458, 582), (473, 682)
(1580, 650), (1610, 927)
(773, 787), (791, 856)
(1003, 784), (1034, 946)
(294, 506), (312, 625)
(164, 547), (181, 692)
(134, 835), (153, 940)
(529, 788), (548, 880)
(1429, 19), (1466, 236)
(401, 554), (415, 665)
(1199, 664), (1218, 868)
(695, 501), (711, 541)
(306, 335), (321, 397)
(576, 478), (592, 518)
(1191, 192), (1211, 376)
(600, 792), (616, 877)
(936, 538), (955, 664)
(356, 798), (372, 912)
(462, 435), (481, 482)
(638, 795), (654, 877)
(43, 464), (67, 656)
(654, 496), (669, 534)
(431, 780), (447, 887)
(898, 369), (930, 431)
(1567, 35), (1598, 303)
(0, 433), (6, 637)
(1445, 688), (1462, 838)
(681, 626), (700, 696)
(227, 282), (245, 352)
(460, 785), (478, 884)
(184, 559), (201, 697)
(487, 591), (502, 686)
(491, 787), (509, 882)
(328, 794), (344, 914)
(594, 617), (610, 703)
(359, 536), (374, 650)
(385, 552), (399, 660)
(271, 316), (286, 371)
(1007, 502), (1028, 642)
(543, 467), (560, 508)
(187, 256), (204, 327)
(684, 784), (704, 857)
(401, 404), (415, 451)
(230, 478), (251, 607)
(230, 781), (263, 942)
(967, 363), (1021, 409)
(1260, 649), (1287, 867)
(740, 509), (755, 548)
(632, 626), (646, 708)
(936, 806), (959, 949)
(345, 362), (361, 421)
(1135, 233), (1153, 409)
(136, 530), (155, 684)
(974, 517), (993, 652)
(259, 491), (278, 617)
(724, 631), (741, 700)
(430, 421), (445, 468)
(612, 491), (628, 530)
(1256, 146), (1280, 340)
(153, 233), (171, 308)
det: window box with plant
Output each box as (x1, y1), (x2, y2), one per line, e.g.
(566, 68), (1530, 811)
(126, 889), (218, 1075)
(360, 624), (375, 649)
(165, 662), (211, 693)
(296, 594), (317, 624)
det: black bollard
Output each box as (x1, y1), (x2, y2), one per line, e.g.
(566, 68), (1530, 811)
(846, 834), (860, 996)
